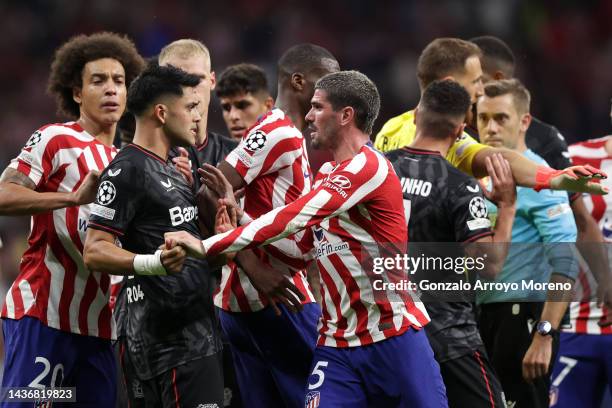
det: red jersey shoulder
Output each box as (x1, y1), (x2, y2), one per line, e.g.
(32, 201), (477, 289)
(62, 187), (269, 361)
(22, 122), (93, 152)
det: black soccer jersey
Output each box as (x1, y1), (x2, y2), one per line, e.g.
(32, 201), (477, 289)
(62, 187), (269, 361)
(526, 117), (572, 171)
(89, 143), (222, 380)
(386, 146), (493, 362)
(169, 131), (238, 191)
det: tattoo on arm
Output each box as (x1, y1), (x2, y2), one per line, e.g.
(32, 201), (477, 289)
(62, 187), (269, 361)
(0, 168), (36, 190)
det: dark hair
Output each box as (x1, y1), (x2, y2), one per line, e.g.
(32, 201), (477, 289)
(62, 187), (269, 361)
(483, 79), (531, 114)
(418, 80), (471, 139)
(48, 32), (145, 119)
(315, 70), (380, 135)
(417, 38), (482, 89)
(216, 63), (270, 98)
(278, 43), (338, 78)
(470, 36), (515, 78)
(127, 63), (201, 116)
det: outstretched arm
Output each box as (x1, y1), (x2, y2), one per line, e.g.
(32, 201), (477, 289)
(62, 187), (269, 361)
(472, 147), (607, 194)
(166, 152), (387, 259)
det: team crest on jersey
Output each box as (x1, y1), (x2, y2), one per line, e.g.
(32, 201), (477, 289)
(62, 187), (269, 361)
(244, 130), (267, 151)
(96, 181), (117, 205)
(25, 130), (42, 148)
(305, 391), (321, 408)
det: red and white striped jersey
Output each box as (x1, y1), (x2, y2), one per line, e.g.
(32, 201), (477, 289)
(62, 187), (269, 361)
(1, 122), (118, 339)
(566, 136), (612, 334)
(214, 108), (316, 312)
(204, 144), (430, 347)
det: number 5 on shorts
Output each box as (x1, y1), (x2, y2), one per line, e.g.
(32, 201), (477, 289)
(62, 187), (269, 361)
(308, 361), (329, 390)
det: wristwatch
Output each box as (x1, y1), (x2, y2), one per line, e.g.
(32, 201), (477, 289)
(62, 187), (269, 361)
(536, 320), (557, 336)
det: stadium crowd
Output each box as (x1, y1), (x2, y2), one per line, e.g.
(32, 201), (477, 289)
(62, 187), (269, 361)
(1, 2), (612, 408)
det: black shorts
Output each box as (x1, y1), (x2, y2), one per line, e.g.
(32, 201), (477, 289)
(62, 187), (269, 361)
(479, 302), (559, 408)
(119, 340), (224, 408)
(439, 347), (505, 408)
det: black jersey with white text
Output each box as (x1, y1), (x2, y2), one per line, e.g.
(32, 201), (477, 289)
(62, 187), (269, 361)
(386, 146), (493, 362)
(89, 143), (222, 380)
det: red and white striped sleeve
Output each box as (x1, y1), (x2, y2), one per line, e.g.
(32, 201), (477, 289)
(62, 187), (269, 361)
(8, 125), (60, 187)
(224, 110), (303, 184)
(203, 148), (388, 257)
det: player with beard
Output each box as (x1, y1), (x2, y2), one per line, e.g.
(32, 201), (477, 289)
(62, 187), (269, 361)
(0, 32), (144, 407)
(387, 79), (516, 407)
(374, 38), (608, 197)
(166, 70), (448, 407)
(194, 44), (339, 408)
(548, 101), (612, 408)
(83, 64), (224, 407)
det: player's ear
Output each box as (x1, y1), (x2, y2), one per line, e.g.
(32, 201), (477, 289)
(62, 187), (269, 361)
(291, 72), (305, 91)
(210, 71), (216, 90)
(493, 71), (505, 80)
(154, 104), (167, 124)
(520, 112), (532, 133)
(455, 123), (466, 140)
(73, 87), (82, 105)
(340, 106), (354, 126)
(265, 96), (274, 110)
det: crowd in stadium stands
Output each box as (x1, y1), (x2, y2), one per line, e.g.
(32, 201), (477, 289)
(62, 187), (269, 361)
(1, 1), (612, 407)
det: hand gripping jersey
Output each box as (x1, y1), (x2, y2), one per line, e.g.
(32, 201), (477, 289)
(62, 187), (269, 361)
(215, 108), (315, 312)
(204, 144), (430, 347)
(374, 109), (487, 175)
(566, 137), (612, 335)
(88, 144), (221, 380)
(2, 122), (117, 339)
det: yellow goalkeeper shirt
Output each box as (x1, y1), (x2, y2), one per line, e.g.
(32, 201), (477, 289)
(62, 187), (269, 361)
(374, 109), (487, 175)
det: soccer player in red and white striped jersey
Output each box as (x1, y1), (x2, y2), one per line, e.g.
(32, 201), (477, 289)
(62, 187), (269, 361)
(202, 45), (340, 408)
(167, 71), (448, 407)
(548, 135), (612, 408)
(567, 136), (612, 334)
(0, 32), (144, 407)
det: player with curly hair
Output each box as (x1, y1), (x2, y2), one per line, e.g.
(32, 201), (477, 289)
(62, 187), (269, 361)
(0, 31), (144, 407)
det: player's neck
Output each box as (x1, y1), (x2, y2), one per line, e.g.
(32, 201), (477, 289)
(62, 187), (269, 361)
(331, 129), (370, 163)
(76, 116), (116, 147)
(410, 134), (451, 157)
(514, 135), (528, 153)
(275, 91), (306, 132)
(132, 122), (171, 161)
(195, 117), (208, 146)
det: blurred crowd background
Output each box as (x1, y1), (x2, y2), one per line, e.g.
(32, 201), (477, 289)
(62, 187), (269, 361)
(0, 0), (611, 319)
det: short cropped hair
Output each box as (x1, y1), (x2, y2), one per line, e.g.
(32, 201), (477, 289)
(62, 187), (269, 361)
(159, 39), (210, 65)
(127, 63), (201, 117)
(48, 32), (145, 119)
(483, 79), (531, 114)
(315, 70), (380, 135)
(278, 43), (337, 78)
(470, 36), (515, 77)
(417, 38), (482, 89)
(216, 63), (270, 98)
(418, 80), (471, 139)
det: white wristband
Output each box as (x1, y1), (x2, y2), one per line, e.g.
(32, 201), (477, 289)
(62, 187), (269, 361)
(133, 250), (167, 276)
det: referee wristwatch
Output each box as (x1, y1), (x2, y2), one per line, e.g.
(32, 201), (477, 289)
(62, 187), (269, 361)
(536, 320), (558, 336)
